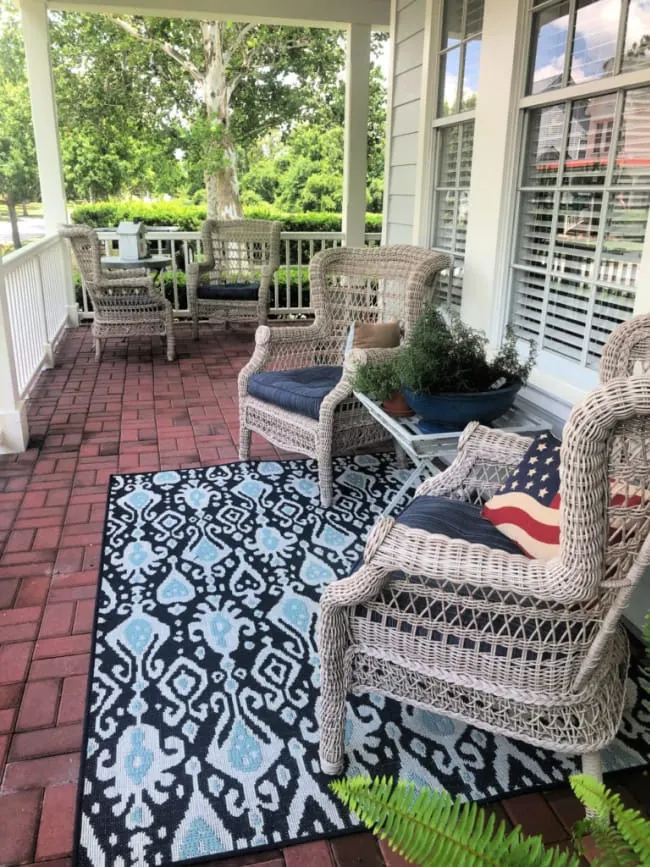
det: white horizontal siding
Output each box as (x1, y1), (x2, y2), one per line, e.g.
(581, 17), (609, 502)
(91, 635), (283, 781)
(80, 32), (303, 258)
(385, 0), (426, 244)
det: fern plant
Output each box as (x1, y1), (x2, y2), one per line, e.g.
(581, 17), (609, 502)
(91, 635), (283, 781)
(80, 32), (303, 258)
(332, 773), (650, 867)
(331, 776), (579, 866)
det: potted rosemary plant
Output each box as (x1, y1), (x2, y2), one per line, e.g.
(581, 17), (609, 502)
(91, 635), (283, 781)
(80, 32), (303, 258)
(397, 305), (536, 432)
(351, 357), (412, 418)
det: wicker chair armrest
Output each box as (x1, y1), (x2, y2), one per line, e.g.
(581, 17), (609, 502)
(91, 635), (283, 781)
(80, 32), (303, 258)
(102, 267), (147, 280)
(416, 422), (532, 500)
(343, 346), (403, 374)
(358, 516), (577, 603)
(97, 274), (155, 293)
(186, 261), (212, 290)
(238, 323), (326, 397)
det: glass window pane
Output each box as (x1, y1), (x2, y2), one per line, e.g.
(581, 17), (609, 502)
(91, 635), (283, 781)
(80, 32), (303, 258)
(571, 0), (621, 84)
(623, 0), (650, 72)
(465, 0), (485, 35)
(613, 86), (650, 186)
(587, 284), (636, 366)
(554, 190), (602, 269)
(434, 259), (464, 308)
(438, 126), (460, 187)
(434, 191), (457, 249)
(456, 190), (470, 253)
(462, 39), (481, 110)
(562, 97), (607, 185)
(440, 48), (461, 115)
(458, 121), (475, 187)
(543, 276), (591, 361)
(443, 0), (463, 49)
(511, 269), (546, 342)
(603, 193), (648, 263)
(515, 190), (556, 270)
(528, 2), (571, 95)
(523, 105), (567, 185)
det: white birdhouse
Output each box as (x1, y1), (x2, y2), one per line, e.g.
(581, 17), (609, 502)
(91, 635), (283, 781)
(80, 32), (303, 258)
(117, 222), (148, 261)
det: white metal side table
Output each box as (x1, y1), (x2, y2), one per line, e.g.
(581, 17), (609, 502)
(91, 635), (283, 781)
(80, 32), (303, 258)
(354, 390), (549, 515)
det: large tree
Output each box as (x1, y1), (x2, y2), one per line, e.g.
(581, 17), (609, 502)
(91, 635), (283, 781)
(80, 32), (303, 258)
(0, 3), (39, 248)
(94, 18), (345, 218)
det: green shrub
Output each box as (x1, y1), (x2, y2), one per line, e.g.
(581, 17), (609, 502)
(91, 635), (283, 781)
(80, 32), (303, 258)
(69, 198), (383, 234)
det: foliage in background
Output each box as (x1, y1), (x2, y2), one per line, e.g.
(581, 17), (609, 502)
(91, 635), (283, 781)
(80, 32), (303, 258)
(0, 6), (39, 248)
(398, 306), (536, 395)
(0, 0), (387, 223)
(70, 199), (383, 233)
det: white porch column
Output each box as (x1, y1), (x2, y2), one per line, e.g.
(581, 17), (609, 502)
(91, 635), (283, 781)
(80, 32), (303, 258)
(342, 23), (371, 248)
(460, 0), (524, 339)
(0, 257), (29, 454)
(20, 0), (78, 326)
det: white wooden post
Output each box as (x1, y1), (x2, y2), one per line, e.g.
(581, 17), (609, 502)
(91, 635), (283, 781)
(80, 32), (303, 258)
(19, 0), (78, 326)
(0, 256), (29, 454)
(459, 0), (524, 339)
(342, 23), (371, 248)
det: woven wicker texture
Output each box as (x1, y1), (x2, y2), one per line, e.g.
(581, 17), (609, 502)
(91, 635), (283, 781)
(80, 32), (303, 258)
(238, 245), (451, 506)
(186, 219), (281, 336)
(318, 315), (650, 777)
(59, 224), (175, 361)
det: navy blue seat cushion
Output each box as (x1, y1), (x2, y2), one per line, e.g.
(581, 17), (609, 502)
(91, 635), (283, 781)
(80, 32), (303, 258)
(396, 495), (522, 555)
(247, 366), (343, 421)
(197, 282), (259, 301)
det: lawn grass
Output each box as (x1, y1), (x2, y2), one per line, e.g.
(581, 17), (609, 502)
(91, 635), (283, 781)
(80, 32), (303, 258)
(0, 202), (43, 220)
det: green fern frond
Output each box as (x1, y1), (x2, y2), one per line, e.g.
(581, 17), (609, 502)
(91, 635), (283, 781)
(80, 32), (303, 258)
(587, 821), (639, 866)
(570, 775), (650, 863)
(331, 776), (579, 867)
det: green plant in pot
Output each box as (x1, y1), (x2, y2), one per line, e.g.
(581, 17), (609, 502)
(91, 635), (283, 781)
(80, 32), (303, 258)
(397, 305), (536, 433)
(351, 357), (412, 418)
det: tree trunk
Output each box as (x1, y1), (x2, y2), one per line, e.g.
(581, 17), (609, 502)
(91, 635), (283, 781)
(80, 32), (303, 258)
(22, 202), (28, 217)
(7, 198), (21, 250)
(202, 21), (243, 221)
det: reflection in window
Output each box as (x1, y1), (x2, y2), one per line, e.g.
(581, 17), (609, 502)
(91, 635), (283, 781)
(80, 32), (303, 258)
(439, 0), (484, 115)
(511, 85), (650, 366)
(528, 0), (650, 96)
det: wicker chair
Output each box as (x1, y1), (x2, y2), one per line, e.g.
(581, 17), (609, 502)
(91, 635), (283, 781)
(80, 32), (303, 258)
(238, 245), (451, 507)
(318, 370), (650, 778)
(187, 219), (281, 336)
(60, 225), (175, 362)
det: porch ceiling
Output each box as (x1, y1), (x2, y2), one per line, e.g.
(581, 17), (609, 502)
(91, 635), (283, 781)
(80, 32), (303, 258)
(46, 0), (390, 28)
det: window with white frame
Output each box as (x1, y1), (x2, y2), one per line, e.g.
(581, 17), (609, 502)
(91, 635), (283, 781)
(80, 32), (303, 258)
(510, 0), (650, 369)
(430, 0), (484, 308)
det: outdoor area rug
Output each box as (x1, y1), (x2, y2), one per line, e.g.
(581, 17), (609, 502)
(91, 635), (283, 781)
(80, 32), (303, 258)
(76, 454), (650, 867)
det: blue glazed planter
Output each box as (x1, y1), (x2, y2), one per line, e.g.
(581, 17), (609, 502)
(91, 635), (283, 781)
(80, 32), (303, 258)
(402, 381), (522, 433)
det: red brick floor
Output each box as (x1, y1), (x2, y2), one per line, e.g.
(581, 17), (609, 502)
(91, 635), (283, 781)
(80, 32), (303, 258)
(0, 323), (648, 867)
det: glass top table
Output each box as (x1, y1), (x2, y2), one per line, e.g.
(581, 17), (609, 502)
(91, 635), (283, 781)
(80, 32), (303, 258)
(353, 389), (550, 515)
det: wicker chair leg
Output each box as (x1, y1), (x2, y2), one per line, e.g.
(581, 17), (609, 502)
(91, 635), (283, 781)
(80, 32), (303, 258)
(165, 312), (175, 362)
(192, 312), (199, 341)
(94, 338), (102, 362)
(239, 425), (252, 461)
(319, 612), (347, 775)
(581, 752), (603, 819)
(318, 457), (334, 508)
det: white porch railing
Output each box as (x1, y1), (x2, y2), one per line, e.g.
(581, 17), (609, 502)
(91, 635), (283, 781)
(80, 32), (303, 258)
(2, 234), (69, 397)
(89, 229), (382, 319)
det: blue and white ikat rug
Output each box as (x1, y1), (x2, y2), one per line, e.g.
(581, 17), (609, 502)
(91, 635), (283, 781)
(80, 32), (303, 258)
(76, 455), (650, 867)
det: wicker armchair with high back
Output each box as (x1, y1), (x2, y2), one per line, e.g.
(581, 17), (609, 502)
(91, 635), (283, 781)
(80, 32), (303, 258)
(187, 219), (281, 336)
(60, 224), (175, 362)
(238, 245), (451, 507)
(318, 314), (650, 782)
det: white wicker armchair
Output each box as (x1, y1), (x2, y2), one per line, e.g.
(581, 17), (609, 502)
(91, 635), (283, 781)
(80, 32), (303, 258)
(186, 219), (281, 336)
(238, 245), (451, 507)
(60, 224), (174, 362)
(318, 372), (650, 777)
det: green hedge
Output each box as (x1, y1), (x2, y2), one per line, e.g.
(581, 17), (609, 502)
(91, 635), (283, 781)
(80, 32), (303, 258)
(70, 199), (382, 233)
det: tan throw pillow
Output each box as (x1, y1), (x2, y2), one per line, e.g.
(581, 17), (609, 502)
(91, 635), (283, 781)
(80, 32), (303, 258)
(352, 320), (401, 349)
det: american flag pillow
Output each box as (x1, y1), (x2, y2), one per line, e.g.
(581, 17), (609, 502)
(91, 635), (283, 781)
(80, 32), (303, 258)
(481, 432), (562, 561)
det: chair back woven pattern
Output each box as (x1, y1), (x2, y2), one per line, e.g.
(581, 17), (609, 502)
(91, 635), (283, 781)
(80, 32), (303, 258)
(264, 245), (450, 372)
(59, 224), (102, 294)
(201, 219), (281, 286)
(601, 313), (650, 380)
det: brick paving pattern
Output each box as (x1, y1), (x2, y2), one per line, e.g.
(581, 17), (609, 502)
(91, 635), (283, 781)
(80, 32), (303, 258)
(0, 324), (647, 867)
